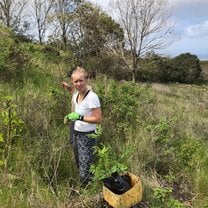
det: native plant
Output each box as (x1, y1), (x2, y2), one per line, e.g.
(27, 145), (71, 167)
(94, 78), (153, 143)
(152, 187), (185, 208)
(0, 95), (25, 171)
(90, 144), (129, 181)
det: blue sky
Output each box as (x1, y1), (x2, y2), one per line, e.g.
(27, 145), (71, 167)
(89, 0), (208, 60)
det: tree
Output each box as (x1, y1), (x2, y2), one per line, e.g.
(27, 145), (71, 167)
(110, 0), (173, 81)
(71, 2), (124, 65)
(30, 0), (54, 44)
(51, 0), (82, 48)
(170, 53), (202, 83)
(0, 0), (27, 31)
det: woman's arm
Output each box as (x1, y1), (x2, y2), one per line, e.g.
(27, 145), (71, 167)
(82, 107), (102, 124)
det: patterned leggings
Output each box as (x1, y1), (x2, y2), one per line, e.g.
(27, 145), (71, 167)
(71, 130), (96, 184)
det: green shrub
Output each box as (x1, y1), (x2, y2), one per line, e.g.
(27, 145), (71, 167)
(94, 77), (151, 142)
(170, 53), (202, 83)
(0, 25), (31, 83)
(90, 144), (128, 180)
(138, 54), (171, 82)
(152, 187), (185, 208)
(138, 53), (202, 83)
(0, 95), (25, 171)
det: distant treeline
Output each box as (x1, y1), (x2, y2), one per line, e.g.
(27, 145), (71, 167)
(0, 24), (204, 84)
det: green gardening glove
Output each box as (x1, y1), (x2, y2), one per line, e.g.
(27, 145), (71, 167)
(64, 112), (83, 123)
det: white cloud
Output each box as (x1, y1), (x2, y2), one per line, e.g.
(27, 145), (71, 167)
(185, 21), (208, 37)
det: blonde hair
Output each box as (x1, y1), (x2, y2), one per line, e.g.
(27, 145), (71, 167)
(71, 67), (88, 79)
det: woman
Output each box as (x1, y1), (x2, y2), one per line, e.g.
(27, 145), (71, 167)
(64, 67), (102, 184)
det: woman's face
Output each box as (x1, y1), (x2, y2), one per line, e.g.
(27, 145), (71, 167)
(71, 72), (87, 93)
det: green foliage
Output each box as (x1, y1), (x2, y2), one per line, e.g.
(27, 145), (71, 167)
(0, 95), (25, 170)
(71, 2), (124, 64)
(174, 137), (202, 170)
(138, 52), (202, 83)
(95, 78), (153, 142)
(87, 125), (103, 139)
(139, 54), (171, 82)
(171, 53), (202, 83)
(0, 30), (12, 70)
(142, 116), (177, 174)
(152, 187), (185, 208)
(0, 25), (31, 83)
(41, 46), (61, 63)
(48, 87), (70, 125)
(142, 115), (206, 177)
(90, 144), (128, 180)
(0, 95), (25, 140)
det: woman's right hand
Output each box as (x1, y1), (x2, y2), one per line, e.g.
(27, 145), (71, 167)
(61, 81), (71, 90)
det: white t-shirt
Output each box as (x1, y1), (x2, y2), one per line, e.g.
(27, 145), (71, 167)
(72, 90), (101, 132)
